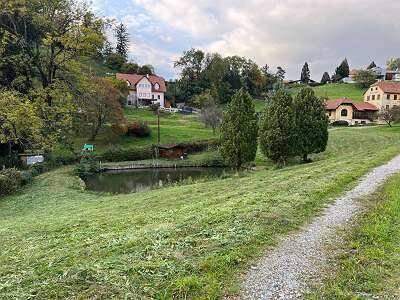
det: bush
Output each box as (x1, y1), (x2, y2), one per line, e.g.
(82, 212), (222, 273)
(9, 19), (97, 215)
(74, 152), (100, 178)
(332, 120), (349, 127)
(46, 146), (78, 166)
(98, 145), (154, 162)
(127, 122), (152, 137)
(111, 123), (128, 137)
(0, 168), (22, 196)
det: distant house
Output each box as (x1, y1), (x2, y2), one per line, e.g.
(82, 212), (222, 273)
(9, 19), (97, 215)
(364, 81), (400, 110)
(385, 69), (400, 81)
(116, 73), (167, 108)
(325, 98), (378, 125)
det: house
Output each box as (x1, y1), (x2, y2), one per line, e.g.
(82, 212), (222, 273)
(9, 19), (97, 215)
(116, 73), (167, 108)
(385, 69), (400, 81)
(364, 81), (400, 110)
(325, 98), (378, 125)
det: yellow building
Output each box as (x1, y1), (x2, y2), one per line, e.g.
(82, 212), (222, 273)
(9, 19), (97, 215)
(364, 81), (400, 110)
(325, 98), (378, 125)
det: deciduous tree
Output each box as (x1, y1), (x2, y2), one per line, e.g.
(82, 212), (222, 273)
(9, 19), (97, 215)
(353, 70), (377, 88)
(378, 106), (400, 127)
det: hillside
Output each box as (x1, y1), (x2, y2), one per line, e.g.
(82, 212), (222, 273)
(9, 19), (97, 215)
(2, 126), (400, 299)
(290, 83), (366, 102)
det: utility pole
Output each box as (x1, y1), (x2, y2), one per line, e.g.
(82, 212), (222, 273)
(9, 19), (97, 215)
(157, 108), (160, 145)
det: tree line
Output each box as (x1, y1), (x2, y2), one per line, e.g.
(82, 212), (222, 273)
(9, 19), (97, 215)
(220, 87), (329, 169)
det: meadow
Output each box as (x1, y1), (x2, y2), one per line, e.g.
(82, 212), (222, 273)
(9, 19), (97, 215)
(1, 126), (400, 298)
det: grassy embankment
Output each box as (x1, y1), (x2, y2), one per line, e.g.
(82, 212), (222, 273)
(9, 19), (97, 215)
(1, 126), (400, 298)
(290, 83), (365, 102)
(73, 108), (215, 155)
(308, 173), (400, 299)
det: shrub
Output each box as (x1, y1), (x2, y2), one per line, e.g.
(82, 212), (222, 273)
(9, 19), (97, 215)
(74, 152), (100, 178)
(46, 146), (78, 166)
(332, 120), (349, 126)
(0, 168), (22, 196)
(111, 123), (128, 137)
(127, 121), (152, 137)
(98, 145), (154, 162)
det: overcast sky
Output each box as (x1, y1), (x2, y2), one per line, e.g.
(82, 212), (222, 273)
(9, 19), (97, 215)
(92, 0), (400, 81)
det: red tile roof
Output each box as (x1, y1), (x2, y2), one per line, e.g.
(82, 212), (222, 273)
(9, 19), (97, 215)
(371, 81), (400, 94)
(325, 98), (378, 111)
(116, 73), (167, 93)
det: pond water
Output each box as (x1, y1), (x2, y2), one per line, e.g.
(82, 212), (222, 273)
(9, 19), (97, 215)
(84, 167), (228, 194)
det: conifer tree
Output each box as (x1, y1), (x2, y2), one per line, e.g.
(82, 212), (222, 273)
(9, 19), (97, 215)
(367, 61), (376, 69)
(220, 89), (258, 169)
(293, 87), (329, 162)
(115, 23), (129, 59)
(321, 72), (331, 84)
(335, 58), (350, 79)
(259, 89), (297, 166)
(300, 62), (311, 83)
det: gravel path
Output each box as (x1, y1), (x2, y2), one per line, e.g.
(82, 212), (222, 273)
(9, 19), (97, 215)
(242, 154), (400, 300)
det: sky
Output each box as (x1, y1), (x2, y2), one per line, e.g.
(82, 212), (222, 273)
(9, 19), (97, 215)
(91, 0), (400, 81)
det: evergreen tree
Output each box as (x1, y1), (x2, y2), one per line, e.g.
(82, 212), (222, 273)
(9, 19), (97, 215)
(220, 89), (258, 169)
(335, 58), (350, 79)
(300, 62), (311, 83)
(102, 40), (113, 58)
(115, 23), (129, 59)
(320, 72), (331, 84)
(293, 87), (329, 162)
(259, 89), (297, 166)
(367, 61), (376, 69)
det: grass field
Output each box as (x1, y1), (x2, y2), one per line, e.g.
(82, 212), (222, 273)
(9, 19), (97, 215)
(308, 173), (400, 299)
(74, 108), (215, 154)
(2, 126), (400, 299)
(290, 83), (366, 102)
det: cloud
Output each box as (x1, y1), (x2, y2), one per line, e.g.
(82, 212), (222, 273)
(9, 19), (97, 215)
(131, 0), (400, 80)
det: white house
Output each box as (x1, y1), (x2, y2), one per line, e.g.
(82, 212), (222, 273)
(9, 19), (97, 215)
(116, 73), (167, 107)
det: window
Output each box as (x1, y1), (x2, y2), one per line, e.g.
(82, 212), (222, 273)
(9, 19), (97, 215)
(376, 87), (378, 90)
(377, 94), (381, 100)
(158, 95), (161, 100)
(372, 95), (375, 100)
(386, 105), (390, 110)
(341, 109), (348, 117)
(387, 94), (391, 100)
(367, 96), (370, 101)
(395, 95), (398, 100)
(371, 88), (373, 91)
(127, 100), (132, 105)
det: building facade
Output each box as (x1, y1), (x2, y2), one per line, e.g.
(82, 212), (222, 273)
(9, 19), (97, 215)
(116, 73), (167, 107)
(364, 81), (400, 110)
(326, 98), (378, 125)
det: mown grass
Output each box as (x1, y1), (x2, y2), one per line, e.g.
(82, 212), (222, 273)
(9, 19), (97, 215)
(307, 173), (400, 299)
(1, 126), (400, 299)
(290, 83), (365, 101)
(74, 108), (214, 154)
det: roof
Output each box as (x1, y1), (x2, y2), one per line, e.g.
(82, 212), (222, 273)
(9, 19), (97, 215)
(116, 73), (167, 92)
(370, 81), (400, 94)
(325, 98), (378, 111)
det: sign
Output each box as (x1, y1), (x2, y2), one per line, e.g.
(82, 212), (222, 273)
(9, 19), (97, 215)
(26, 155), (44, 165)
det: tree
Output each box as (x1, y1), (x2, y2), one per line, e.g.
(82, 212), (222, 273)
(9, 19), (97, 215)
(293, 87), (329, 162)
(105, 53), (126, 71)
(138, 64), (155, 75)
(102, 41), (113, 58)
(300, 62), (311, 84)
(115, 23), (129, 59)
(321, 72), (331, 84)
(0, 0), (106, 89)
(120, 62), (139, 74)
(259, 89), (297, 166)
(77, 77), (126, 141)
(387, 58), (400, 71)
(353, 70), (377, 88)
(0, 90), (43, 152)
(335, 58), (350, 80)
(276, 66), (286, 81)
(367, 61), (376, 69)
(198, 93), (222, 134)
(378, 106), (400, 127)
(220, 89), (258, 169)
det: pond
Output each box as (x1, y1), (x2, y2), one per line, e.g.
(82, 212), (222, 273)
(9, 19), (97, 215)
(84, 167), (228, 194)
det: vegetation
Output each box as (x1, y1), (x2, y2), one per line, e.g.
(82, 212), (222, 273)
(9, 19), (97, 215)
(300, 62), (311, 83)
(386, 57), (400, 71)
(294, 88), (329, 162)
(291, 83), (365, 101)
(334, 58), (350, 81)
(353, 69), (377, 88)
(2, 127), (400, 298)
(378, 106), (400, 127)
(115, 23), (129, 59)
(308, 173), (400, 299)
(220, 89), (258, 169)
(259, 89), (297, 165)
(320, 72), (331, 84)
(199, 95), (222, 134)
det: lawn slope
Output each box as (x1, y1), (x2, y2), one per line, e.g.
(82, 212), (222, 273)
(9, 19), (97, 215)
(1, 127), (400, 298)
(308, 173), (400, 299)
(290, 83), (365, 101)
